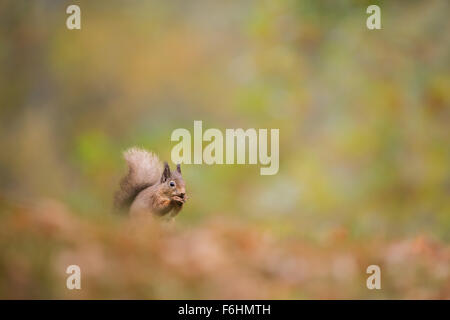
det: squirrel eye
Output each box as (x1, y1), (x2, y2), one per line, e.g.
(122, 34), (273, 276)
(169, 181), (176, 187)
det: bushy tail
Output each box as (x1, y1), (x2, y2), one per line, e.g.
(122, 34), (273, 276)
(114, 147), (162, 210)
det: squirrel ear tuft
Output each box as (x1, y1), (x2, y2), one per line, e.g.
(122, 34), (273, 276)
(161, 162), (171, 182)
(176, 163), (181, 174)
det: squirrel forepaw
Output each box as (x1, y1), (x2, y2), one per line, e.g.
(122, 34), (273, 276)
(172, 195), (186, 204)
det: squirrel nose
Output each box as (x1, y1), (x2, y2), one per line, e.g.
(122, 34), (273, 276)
(179, 193), (185, 198)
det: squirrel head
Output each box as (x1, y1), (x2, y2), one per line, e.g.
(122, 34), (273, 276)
(159, 162), (187, 204)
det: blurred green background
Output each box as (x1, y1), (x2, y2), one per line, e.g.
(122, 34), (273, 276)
(0, 0), (449, 299)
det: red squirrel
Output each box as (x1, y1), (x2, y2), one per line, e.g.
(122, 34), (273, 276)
(114, 148), (187, 218)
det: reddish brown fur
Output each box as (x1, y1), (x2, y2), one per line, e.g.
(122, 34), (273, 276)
(114, 148), (187, 218)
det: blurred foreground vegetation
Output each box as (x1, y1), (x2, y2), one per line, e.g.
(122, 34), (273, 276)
(0, 0), (449, 298)
(1, 199), (449, 299)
